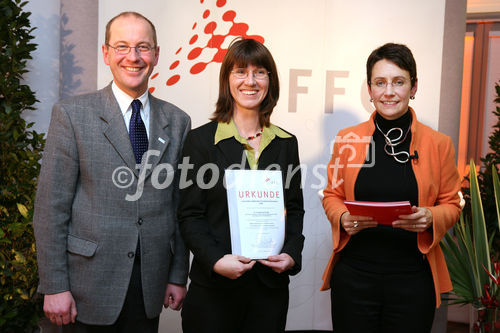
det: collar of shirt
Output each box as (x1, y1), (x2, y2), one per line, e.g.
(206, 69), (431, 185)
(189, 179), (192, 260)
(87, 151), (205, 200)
(111, 81), (151, 138)
(214, 118), (291, 169)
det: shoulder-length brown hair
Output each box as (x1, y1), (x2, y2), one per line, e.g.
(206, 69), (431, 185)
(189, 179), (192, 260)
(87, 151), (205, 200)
(211, 38), (279, 127)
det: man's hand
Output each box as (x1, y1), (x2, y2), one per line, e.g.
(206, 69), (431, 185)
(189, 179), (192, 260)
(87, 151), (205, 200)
(164, 283), (187, 311)
(213, 254), (255, 279)
(44, 291), (77, 326)
(258, 253), (295, 273)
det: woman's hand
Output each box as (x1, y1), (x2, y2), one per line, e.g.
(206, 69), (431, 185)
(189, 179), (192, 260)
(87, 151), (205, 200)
(258, 253), (295, 273)
(213, 254), (255, 279)
(340, 212), (377, 236)
(392, 206), (433, 232)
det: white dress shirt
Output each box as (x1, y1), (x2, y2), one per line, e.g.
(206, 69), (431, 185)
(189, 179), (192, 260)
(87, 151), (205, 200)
(111, 82), (151, 138)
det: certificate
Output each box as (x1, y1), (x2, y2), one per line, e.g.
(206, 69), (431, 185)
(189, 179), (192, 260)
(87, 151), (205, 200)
(225, 169), (285, 259)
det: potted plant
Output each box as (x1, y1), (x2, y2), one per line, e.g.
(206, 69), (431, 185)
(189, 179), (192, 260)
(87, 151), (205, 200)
(461, 82), (500, 253)
(441, 160), (500, 332)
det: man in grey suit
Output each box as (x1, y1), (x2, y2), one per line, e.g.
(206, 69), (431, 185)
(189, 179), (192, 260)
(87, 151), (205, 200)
(33, 11), (191, 332)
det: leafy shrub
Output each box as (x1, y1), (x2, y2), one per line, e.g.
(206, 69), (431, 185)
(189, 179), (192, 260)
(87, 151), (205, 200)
(0, 0), (45, 331)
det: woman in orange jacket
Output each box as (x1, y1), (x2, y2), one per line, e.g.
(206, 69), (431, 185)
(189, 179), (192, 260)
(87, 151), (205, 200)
(322, 43), (462, 333)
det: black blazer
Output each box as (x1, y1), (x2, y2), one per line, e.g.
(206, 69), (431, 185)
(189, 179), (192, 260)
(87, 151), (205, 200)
(178, 121), (305, 289)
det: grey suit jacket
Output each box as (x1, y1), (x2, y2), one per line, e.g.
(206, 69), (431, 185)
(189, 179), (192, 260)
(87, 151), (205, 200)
(33, 84), (191, 325)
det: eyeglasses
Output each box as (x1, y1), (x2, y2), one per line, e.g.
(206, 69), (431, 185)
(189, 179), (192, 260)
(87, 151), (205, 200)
(370, 78), (411, 91)
(107, 44), (155, 55)
(231, 68), (270, 80)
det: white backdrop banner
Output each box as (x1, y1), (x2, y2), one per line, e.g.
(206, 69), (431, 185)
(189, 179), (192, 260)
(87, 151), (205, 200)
(98, 0), (446, 330)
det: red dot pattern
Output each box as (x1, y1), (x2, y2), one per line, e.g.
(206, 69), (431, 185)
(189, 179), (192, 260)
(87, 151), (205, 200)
(165, 1), (265, 86)
(167, 75), (180, 86)
(189, 34), (198, 44)
(149, 72), (158, 93)
(169, 60), (180, 70)
(204, 21), (217, 34)
(216, 0), (226, 7)
(187, 47), (203, 60)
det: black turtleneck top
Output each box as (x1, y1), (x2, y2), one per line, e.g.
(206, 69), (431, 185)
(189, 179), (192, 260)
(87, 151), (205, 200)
(340, 110), (426, 273)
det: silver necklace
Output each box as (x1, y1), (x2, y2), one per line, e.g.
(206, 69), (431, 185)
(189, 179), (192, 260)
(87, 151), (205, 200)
(375, 121), (411, 163)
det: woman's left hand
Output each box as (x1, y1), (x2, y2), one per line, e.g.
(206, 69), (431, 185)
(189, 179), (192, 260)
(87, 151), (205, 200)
(392, 206), (433, 233)
(258, 253), (295, 273)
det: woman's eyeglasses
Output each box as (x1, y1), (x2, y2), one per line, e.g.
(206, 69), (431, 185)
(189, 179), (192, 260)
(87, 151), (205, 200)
(370, 78), (411, 91)
(231, 68), (270, 80)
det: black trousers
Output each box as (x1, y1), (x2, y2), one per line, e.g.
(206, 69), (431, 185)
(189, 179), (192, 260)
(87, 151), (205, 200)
(182, 276), (289, 333)
(59, 256), (159, 333)
(330, 259), (435, 333)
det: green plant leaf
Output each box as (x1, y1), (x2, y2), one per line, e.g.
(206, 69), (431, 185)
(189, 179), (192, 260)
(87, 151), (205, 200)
(469, 160), (491, 289)
(493, 164), (500, 233)
(16, 203), (28, 218)
(0, 206), (9, 217)
(441, 217), (478, 302)
(441, 160), (500, 306)
(13, 251), (26, 264)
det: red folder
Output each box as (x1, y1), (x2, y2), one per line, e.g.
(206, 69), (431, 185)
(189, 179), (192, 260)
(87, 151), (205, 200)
(344, 200), (412, 225)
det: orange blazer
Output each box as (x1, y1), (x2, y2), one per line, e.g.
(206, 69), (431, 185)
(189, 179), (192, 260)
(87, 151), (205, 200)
(321, 108), (462, 307)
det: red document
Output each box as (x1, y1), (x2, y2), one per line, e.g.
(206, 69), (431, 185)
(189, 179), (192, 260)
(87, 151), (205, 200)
(344, 200), (412, 225)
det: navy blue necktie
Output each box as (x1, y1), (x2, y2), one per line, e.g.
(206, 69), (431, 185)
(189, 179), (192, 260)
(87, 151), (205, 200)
(129, 100), (147, 258)
(129, 99), (148, 165)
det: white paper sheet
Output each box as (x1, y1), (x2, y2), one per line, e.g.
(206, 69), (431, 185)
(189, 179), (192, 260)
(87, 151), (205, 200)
(225, 169), (285, 259)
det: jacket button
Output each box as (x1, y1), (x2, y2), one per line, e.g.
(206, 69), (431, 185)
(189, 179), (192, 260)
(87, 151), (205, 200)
(137, 218), (143, 225)
(128, 252), (135, 258)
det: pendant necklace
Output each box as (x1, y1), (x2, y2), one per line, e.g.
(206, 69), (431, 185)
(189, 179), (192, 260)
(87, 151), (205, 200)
(375, 121), (411, 163)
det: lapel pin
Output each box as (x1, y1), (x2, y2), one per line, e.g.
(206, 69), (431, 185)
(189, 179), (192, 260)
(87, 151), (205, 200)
(158, 137), (165, 144)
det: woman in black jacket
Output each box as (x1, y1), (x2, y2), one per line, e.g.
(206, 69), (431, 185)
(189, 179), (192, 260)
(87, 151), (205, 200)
(178, 38), (305, 333)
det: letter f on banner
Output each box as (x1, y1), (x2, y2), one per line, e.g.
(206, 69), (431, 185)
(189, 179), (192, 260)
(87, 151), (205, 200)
(288, 69), (312, 113)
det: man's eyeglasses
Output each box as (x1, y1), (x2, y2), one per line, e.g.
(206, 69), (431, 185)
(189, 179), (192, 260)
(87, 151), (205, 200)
(231, 68), (270, 80)
(369, 78), (411, 91)
(107, 44), (155, 55)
